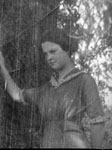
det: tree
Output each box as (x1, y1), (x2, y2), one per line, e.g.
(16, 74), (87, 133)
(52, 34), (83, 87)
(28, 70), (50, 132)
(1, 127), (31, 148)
(0, 0), (112, 148)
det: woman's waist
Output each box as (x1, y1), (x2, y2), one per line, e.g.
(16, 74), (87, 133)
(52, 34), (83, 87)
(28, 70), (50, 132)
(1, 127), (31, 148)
(43, 119), (82, 133)
(41, 120), (90, 148)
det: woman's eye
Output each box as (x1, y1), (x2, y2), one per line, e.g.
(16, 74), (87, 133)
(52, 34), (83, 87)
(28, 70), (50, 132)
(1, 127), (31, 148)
(44, 53), (47, 57)
(50, 50), (56, 54)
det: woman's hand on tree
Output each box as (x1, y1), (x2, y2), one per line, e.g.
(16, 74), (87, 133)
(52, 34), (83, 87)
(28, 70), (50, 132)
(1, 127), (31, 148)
(0, 51), (5, 68)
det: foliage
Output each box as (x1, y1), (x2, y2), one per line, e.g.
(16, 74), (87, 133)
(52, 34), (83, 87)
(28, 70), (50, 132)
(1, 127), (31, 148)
(0, 0), (112, 148)
(73, 0), (112, 110)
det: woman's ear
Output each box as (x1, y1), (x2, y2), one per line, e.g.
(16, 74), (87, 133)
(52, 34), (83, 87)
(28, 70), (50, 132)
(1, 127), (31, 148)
(66, 51), (71, 57)
(66, 51), (69, 55)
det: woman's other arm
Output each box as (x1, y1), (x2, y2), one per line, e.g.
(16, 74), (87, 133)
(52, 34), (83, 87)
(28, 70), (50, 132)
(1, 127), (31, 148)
(0, 51), (23, 103)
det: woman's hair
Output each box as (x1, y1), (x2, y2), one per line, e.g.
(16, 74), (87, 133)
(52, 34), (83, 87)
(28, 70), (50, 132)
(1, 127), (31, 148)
(41, 28), (78, 56)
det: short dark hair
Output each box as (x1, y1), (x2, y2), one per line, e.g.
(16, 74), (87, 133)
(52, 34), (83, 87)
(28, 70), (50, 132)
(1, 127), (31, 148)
(41, 28), (78, 56)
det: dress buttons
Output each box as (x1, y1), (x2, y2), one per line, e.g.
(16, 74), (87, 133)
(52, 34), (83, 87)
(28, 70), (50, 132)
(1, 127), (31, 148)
(49, 108), (52, 112)
(71, 99), (73, 103)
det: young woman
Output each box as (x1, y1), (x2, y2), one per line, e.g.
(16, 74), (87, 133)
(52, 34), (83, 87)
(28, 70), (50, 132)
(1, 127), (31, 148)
(0, 29), (105, 148)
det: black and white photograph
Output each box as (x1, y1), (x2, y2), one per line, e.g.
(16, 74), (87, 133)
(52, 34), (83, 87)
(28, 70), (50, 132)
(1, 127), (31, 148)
(0, 0), (112, 148)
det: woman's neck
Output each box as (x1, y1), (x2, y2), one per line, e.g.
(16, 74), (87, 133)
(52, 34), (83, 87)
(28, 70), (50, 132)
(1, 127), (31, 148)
(58, 62), (75, 81)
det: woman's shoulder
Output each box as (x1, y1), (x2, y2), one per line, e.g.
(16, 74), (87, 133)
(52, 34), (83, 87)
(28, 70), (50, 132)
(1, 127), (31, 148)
(81, 72), (96, 84)
(39, 81), (50, 92)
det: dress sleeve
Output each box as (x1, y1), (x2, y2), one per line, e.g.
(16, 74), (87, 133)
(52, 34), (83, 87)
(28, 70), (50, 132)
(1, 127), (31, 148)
(19, 87), (40, 106)
(82, 74), (104, 124)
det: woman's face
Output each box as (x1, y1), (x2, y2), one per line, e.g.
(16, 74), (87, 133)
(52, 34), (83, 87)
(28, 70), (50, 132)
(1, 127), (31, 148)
(42, 41), (69, 71)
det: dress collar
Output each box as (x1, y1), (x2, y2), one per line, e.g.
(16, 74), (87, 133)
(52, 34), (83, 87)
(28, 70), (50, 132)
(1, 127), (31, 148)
(50, 68), (85, 88)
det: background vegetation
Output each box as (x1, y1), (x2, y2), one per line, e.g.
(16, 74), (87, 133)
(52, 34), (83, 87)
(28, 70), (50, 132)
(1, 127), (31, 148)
(0, 0), (112, 148)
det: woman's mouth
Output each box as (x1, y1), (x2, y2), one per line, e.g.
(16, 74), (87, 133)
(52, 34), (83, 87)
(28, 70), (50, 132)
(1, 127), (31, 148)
(49, 61), (56, 66)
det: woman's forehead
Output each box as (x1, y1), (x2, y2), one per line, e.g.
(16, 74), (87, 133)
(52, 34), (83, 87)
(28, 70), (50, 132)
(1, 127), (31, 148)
(41, 41), (61, 52)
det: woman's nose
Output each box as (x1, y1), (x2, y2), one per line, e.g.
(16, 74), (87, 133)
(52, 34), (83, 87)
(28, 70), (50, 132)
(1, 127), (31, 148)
(47, 54), (53, 61)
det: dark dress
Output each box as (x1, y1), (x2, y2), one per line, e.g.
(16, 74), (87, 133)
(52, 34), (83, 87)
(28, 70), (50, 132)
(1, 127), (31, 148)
(22, 68), (104, 148)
